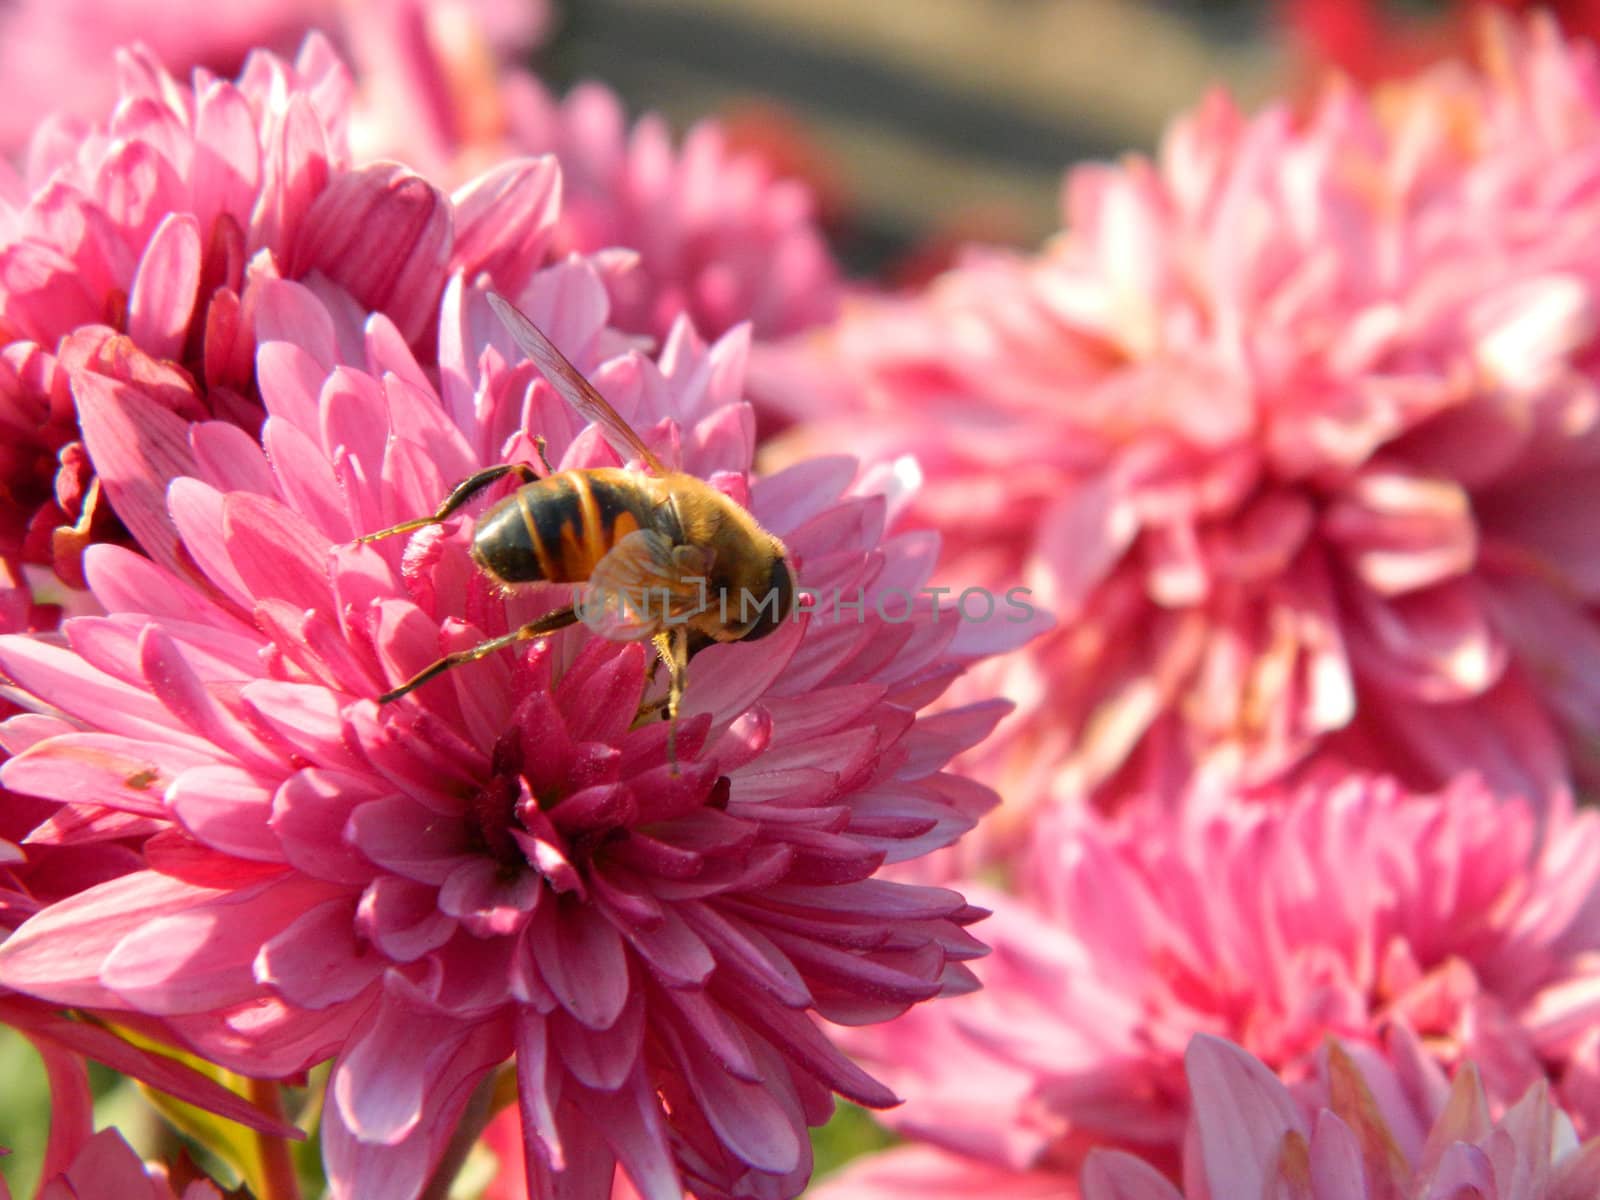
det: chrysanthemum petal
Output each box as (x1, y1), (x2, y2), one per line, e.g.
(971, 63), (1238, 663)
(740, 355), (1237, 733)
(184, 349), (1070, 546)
(126, 212), (202, 361)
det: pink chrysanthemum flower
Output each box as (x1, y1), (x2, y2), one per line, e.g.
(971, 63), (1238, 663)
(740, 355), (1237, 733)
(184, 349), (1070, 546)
(820, 1032), (1600, 1200)
(0, 37), (356, 589)
(0, 262), (1008, 1200)
(0, 36), (563, 593)
(1083, 1033), (1600, 1200)
(770, 13), (1600, 813)
(838, 773), (1600, 1185)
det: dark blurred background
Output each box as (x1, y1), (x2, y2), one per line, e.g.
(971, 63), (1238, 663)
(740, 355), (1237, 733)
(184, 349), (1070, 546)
(533, 0), (1288, 273)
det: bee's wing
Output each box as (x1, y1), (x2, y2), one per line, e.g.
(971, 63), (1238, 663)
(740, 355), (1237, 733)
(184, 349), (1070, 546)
(580, 529), (711, 641)
(486, 292), (669, 476)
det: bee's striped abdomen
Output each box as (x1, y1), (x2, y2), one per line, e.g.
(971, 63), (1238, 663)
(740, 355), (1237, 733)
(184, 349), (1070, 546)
(470, 469), (660, 584)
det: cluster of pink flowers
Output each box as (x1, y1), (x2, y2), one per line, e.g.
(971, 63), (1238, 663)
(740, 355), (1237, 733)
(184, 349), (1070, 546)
(4, 3), (1600, 1200)
(825, 772), (1600, 1192)
(835, 1031), (1600, 1200)
(782, 9), (1600, 1200)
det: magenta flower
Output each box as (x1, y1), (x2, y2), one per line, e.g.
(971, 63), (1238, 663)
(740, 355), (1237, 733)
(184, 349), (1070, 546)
(770, 13), (1600, 813)
(0, 37), (355, 589)
(1083, 1033), (1600, 1199)
(839, 772), (1600, 1183)
(0, 35), (563, 593)
(0, 265), (1007, 1200)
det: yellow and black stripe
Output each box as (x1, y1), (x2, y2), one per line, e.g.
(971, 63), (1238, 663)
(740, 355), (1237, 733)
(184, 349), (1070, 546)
(470, 468), (673, 584)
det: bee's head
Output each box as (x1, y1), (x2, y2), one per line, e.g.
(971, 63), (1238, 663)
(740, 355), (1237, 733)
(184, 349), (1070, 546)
(738, 552), (797, 642)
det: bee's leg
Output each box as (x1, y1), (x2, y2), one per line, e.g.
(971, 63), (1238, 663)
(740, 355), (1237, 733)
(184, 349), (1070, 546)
(533, 435), (555, 476)
(633, 630), (713, 727)
(650, 626), (689, 775)
(356, 463), (542, 544)
(378, 607), (579, 702)
(631, 695), (670, 728)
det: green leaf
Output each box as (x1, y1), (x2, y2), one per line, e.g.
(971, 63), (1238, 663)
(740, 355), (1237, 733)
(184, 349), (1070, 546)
(809, 1102), (897, 1181)
(110, 1024), (308, 1199)
(0, 1027), (53, 1197)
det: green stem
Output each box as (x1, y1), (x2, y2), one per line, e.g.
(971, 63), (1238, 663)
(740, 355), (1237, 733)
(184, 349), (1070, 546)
(249, 1078), (301, 1200)
(419, 1075), (497, 1200)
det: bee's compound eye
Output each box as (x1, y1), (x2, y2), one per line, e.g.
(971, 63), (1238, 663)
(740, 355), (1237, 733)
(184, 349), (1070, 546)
(740, 556), (796, 641)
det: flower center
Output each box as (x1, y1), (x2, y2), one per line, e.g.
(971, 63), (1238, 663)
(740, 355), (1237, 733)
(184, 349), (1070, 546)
(466, 769), (525, 870)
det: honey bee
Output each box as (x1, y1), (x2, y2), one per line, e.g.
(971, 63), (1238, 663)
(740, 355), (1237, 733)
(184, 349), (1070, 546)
(359, 292), (799, 762)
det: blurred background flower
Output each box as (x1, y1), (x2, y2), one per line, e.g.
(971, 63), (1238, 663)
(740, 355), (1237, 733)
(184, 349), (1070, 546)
(1278, 0), (1600, 85)
(1080, 1032), (1600, 1200)
(827, 772), (1600, 1192)
(0, 0), (551, 155)
(765, 14), (1600, 852)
